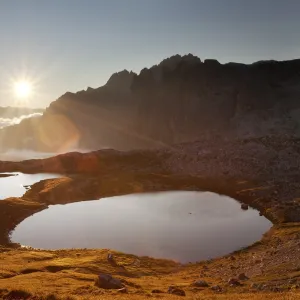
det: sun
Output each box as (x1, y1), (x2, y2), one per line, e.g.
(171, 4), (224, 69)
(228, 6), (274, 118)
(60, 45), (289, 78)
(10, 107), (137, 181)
(14, 81), (32, 98)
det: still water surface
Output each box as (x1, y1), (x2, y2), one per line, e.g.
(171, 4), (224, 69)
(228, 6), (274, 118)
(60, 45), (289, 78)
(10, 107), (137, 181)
(11, 191), (272, 262)
(0, 172), (60, 199)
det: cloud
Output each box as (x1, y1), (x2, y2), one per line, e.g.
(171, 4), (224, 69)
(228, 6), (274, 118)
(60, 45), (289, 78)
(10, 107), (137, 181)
(0, 112), (43, 129)
(0, 148), (93, 162)
(0, 149), (55, 161)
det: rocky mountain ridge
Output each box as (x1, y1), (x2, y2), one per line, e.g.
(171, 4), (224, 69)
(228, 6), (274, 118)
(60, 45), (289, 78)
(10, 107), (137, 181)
(0, 54), (299, 152)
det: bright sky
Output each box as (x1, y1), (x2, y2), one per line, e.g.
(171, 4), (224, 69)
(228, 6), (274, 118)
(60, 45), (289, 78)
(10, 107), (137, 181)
(0, 0), (299, 108)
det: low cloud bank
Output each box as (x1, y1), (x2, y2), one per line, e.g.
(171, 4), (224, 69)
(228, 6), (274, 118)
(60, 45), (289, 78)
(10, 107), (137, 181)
(0, 150), (55, 162)
(0, 112), (43, 129)
(0, 148), (95, 162)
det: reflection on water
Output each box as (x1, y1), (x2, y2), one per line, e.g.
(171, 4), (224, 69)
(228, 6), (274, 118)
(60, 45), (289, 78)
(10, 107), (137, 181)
(0, 172), (61, 199)
(12, 191), (272, 262)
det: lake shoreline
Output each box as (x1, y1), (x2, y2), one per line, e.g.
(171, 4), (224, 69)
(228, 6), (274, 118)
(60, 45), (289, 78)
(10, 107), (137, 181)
(0, 173), (16, 178)
(0, 143), (300, 297)
(0, 173), (275, 247)
(0, 146), (297, 247)
(11, 191), (272, 262)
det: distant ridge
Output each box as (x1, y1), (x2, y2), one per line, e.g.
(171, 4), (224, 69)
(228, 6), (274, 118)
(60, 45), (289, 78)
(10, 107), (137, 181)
(0, 54), (300, 152)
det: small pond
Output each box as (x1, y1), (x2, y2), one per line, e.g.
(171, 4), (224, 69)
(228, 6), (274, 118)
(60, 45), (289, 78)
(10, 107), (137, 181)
(0, 172), (61, 199)
(11, 191), (272, 263)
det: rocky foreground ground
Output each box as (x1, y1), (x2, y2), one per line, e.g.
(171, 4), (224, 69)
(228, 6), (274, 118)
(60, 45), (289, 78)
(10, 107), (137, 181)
(0, 136), (300, 299)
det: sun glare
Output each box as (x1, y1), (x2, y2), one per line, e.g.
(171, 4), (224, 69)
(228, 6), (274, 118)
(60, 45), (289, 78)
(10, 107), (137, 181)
(14, 81), (32, 98)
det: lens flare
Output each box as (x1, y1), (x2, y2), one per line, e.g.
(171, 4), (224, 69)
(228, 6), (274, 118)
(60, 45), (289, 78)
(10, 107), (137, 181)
(14, 81), (32, 98)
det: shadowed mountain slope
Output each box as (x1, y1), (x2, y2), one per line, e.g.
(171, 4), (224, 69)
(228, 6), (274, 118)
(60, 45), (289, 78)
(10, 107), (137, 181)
(0, 55), (300, 152)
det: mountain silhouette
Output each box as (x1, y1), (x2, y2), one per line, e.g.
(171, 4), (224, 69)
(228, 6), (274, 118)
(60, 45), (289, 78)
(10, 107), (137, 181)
(0, 54), (299, 152)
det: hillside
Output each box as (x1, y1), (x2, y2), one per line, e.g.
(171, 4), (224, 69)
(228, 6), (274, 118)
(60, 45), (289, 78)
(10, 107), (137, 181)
(0, 55), (299, 152)
(0, 137), (300, 298)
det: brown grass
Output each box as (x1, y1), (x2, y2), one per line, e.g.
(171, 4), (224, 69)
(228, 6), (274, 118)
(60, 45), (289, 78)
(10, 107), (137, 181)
(0, 157), (299, 299)
(0, 238), (300, 299)
(0, 289), (300, 299)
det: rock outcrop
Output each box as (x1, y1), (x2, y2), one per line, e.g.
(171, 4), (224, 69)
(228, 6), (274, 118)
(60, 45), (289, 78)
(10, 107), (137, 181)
(95, 274), (124, 289)
(192, 280), (209, 287)
(0, 54), (300, 152)
(105, 70), (136, 93)
(168, 286), (186, 296)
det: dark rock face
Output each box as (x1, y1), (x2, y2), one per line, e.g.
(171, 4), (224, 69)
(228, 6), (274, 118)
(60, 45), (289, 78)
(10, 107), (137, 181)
(0, 55), (300, 152)
(106, 70), (136, 93)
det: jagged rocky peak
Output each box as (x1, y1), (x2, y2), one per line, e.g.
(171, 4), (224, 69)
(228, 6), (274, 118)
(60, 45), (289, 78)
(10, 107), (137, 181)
(58, 91), (75, 99)
(158, 53), (202, 70)
(143, 54), (202, 73)
(204, 58), (221, 67)
(105, 69), (136, 92)
(136, 54), (202, 85)
(86, 87), (94, 92)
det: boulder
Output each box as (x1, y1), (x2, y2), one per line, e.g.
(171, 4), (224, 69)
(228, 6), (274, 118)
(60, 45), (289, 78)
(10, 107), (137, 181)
(211, 285), (222, 292)
(238, 273), (249, 280)
(228, 278), (242, 286)
(192, 280), (209, 287)
(95, 273), (124, 289)
(241, 203), (249, 210)
(168, 286), (186, 296)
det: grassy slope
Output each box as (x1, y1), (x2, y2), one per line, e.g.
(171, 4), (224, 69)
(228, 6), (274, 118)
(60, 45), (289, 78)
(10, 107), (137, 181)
(0, 149), (300, 299)
(1, 224), (300, 299)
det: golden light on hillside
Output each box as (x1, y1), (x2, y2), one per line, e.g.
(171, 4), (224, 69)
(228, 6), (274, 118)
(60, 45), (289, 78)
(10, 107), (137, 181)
(14, 80), (32, 98)
(37, 114), (80, 152)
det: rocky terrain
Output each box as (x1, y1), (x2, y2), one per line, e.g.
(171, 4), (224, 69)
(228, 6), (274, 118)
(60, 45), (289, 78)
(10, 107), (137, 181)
(0, 55), (300, 152)
(0, 136), (300, 298)
(0, 54), (300, 298)
(0, 134), (300, 227)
